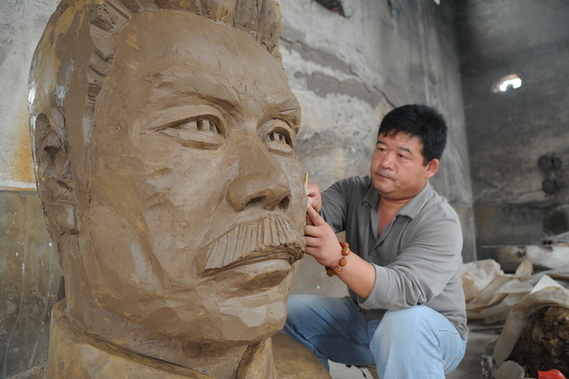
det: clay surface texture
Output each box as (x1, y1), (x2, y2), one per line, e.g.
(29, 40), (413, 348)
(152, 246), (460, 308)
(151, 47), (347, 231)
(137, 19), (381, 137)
(27, 0), (312, 378)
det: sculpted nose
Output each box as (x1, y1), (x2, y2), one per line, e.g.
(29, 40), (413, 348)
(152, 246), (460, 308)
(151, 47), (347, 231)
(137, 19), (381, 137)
(226, 140), (291, 213)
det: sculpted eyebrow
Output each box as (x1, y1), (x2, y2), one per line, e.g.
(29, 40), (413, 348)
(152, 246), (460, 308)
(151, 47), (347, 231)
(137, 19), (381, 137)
(151, 71), (240, 108)
(270, 100), (301, 133)
(149, 83), (237, 112)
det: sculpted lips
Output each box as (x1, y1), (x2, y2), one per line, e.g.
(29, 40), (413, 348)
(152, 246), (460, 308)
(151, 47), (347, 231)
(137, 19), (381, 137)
(197, 215), (305, 276)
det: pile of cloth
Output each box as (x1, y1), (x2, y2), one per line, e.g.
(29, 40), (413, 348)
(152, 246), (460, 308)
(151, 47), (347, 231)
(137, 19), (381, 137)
(461, 232), (569, 378)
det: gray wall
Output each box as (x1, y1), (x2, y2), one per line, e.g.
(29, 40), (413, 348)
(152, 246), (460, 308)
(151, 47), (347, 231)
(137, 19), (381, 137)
(281, 0), (476, 294)
(453, 0), (569, 259)
(1, 1), (63, 377)
(0, 0), (474, 376)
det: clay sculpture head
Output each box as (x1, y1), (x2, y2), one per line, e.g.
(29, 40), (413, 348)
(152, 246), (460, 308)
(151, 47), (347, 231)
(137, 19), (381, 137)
(29, 0), (305, 377)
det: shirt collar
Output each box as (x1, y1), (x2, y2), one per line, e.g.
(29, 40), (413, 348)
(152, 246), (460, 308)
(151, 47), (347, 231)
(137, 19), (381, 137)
(363, 180), (380, 209)
(397, 181), (433, 219)
(362, 179), (433, 219)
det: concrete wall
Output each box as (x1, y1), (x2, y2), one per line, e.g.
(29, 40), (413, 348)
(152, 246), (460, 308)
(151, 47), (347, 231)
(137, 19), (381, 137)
(0, 0), (474, 376)
(1, 1), (63, 377)
(453, 0), (569, 259)
(281, 0), (475, 297)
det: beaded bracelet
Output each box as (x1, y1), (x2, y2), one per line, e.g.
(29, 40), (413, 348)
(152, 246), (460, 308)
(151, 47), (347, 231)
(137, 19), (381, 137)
(325, 241), (350, 277)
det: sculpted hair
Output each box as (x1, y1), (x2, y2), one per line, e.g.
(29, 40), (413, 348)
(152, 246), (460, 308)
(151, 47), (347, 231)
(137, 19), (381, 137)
(378, 104), (448, 164)
(28, 0), (284, 256)
(29, 0), (284, 139)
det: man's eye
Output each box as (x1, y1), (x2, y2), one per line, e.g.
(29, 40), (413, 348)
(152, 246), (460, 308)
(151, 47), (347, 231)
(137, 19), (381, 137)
(159, 116), (224, 149)
(263, 122), (293, 154)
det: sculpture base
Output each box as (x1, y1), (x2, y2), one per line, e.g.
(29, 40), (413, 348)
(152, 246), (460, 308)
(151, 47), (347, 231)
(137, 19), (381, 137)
(11, 302), (330, 379)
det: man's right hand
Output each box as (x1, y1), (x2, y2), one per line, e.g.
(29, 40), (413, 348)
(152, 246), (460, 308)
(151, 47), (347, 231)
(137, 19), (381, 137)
(304, 203), (342, 268)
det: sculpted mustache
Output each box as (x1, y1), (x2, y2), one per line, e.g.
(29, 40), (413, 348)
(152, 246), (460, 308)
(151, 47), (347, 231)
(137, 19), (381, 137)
(197, 215), (305, 275)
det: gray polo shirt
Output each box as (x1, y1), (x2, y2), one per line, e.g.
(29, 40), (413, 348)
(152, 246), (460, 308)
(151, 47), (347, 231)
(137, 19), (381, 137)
(321, 175), (468, 339)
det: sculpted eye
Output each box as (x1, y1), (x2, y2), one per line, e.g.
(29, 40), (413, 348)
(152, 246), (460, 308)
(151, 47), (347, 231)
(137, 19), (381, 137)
(268, 131), (288, 143)
(159, 116), (224, 150)
(195, 118), (219, 133)
(263, 120), (294, 154)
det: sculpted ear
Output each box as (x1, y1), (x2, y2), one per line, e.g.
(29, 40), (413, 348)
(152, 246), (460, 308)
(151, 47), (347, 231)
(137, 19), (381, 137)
(33, 108), (79, 235)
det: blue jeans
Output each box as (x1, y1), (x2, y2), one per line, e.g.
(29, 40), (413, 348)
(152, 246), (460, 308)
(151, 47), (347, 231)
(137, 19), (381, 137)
(282, 295), (466, 378)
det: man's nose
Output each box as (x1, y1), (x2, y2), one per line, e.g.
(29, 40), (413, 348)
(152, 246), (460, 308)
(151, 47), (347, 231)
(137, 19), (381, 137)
(380, 151), (395, 170)
(226, 138), (291, 213)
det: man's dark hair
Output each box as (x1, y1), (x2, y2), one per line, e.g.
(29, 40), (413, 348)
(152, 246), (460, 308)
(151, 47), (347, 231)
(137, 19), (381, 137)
(378, 104), (448, 165)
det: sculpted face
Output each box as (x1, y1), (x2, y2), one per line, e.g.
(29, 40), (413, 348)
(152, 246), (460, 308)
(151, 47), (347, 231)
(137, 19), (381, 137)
(75, 10), (305, 345)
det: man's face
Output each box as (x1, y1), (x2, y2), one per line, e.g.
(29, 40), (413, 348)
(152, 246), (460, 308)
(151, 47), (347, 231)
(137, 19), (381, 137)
(370, 131), (438, 202)
(77, 11), (305, 345)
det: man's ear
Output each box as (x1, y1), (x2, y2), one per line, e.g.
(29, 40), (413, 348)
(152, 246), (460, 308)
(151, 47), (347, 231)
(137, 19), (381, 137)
(33, 107), (79, 234)
(425, 158), (440, 179)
